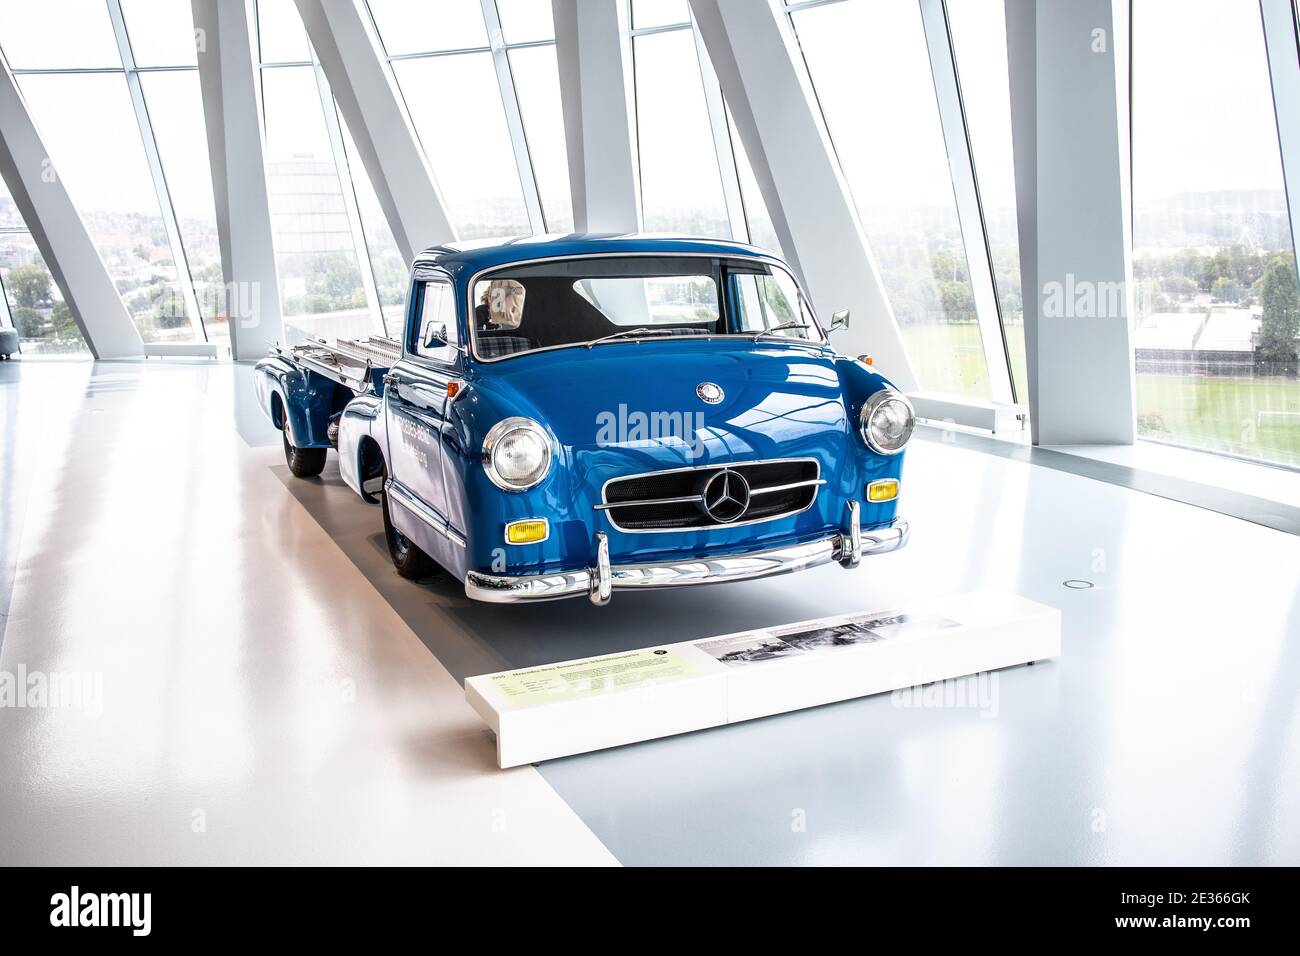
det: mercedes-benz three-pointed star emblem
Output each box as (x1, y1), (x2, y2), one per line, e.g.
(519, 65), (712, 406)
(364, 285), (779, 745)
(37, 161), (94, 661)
(696, 382), (724, 404)
(701, 468), (750, 524)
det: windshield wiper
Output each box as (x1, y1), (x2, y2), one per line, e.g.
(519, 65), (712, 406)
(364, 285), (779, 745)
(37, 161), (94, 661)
(584, 327), (681, 349)
(752, 322), (811, 342)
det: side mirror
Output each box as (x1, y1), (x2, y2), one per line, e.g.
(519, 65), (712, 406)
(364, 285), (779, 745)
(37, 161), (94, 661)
(423, 323), (448, 348)
(829, 309), (850, 333)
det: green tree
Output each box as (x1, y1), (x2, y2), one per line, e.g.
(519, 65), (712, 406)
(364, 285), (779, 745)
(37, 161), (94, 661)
(1258, 256), (1300, 365)
(937, 280), (976, 320)
(6, 264), (51, 309)
(929, 250), (968, 284)
(11, 306), (44, 338)
(153, 289), (190, 330)
(1211, 276), (1243, 303)
(1162, 275), (1198, 299)
(1199, 251), (1233, 292)
(50, 301), (79, 339)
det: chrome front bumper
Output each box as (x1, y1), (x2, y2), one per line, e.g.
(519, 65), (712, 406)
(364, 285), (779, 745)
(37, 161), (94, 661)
(463, 513), (908, 605)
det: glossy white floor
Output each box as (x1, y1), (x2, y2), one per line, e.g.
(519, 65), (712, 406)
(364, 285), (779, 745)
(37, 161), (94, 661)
(1, 359), (1298, 866)
(0, 361), (615, 865)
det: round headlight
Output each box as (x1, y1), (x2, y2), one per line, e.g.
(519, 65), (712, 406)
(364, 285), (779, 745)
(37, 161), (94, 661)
(482, 417), (552, 491)
(860, 390), (914, 455)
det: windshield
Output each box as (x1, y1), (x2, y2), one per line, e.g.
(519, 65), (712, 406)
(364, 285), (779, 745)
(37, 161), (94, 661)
(468, 256), (822, 361)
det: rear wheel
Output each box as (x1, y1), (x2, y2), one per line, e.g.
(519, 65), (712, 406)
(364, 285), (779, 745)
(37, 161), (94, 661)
(380, 460), (440, 580)
(282, 423), (327, 478)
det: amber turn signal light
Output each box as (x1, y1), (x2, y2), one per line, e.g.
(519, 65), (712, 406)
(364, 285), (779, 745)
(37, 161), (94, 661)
(505, 519), (549, 544)
(866, 479), (898, 502)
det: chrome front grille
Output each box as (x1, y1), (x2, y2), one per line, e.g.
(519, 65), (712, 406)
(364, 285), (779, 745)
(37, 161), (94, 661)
(597, 458), (823, 532)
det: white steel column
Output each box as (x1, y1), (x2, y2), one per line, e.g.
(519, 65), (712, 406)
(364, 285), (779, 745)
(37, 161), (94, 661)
(1005, 0), (1135, 444)
(552, 0), (641, 233)
(1261, 0), (1300, 288)
(919, 0), (1016, 404)
(689, 0), (918, 389)
(295, 0), (454, 260)
(193, 0), (283, 360)
(0, 54), (143, 359)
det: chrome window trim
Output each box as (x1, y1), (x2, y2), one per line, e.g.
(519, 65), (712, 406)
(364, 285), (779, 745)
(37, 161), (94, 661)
(459, 251), (828, 364)
(410, 276), (461, 360)
(597, 456), (824, 534)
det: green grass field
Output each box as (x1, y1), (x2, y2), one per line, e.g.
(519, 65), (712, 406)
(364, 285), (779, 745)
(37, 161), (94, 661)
(1136, 375), (1300, 468)
(899, 322), (1300, 468)
(898, 322), (1027, 399)
(899, 323), (997, 398)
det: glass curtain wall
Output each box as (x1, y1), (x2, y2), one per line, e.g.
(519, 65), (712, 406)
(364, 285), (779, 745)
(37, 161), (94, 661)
(630, 9), (731, 238)
(1131, 0), (1300, 468)
(0, 0), (224, 350)
(627, 1), (780, 251)
(945, 0), (1027, 398)
(0, 190), (89, 356)
(785, 0), (991, 398)
(256, 0), (397, 343)
(362, 0), (572, 238)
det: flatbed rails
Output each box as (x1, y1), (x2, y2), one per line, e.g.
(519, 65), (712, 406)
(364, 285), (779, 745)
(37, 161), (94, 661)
(270, 335), (401, 394)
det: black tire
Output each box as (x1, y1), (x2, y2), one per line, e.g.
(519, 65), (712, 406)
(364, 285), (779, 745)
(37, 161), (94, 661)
(283, 423), (327, 478)
(380, 460), (440, 580)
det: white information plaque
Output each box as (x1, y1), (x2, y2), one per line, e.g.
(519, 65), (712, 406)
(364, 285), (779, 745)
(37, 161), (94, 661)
(465, 591), (1060, 768)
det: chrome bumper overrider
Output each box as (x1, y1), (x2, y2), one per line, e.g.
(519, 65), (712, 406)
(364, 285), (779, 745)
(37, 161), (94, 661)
(464, 516), (908, 605)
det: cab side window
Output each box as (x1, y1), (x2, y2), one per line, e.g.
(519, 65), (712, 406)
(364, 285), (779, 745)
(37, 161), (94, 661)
(414, 280), (458, 362)
(730, 270), (820, 341)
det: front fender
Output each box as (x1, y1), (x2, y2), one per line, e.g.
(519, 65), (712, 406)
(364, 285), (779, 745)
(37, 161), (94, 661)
(338, 393), (387, 501)
(833, 355), (900, 430)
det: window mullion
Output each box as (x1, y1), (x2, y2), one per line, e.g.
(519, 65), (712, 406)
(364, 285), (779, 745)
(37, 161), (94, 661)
(105, 0), (208, 343)
(310, 59), (387, 336)
(691, 17), (748, 242)
(0, 268), (14, 331)
(920, 0), (1015, 403)
(481, 0), (545, 233)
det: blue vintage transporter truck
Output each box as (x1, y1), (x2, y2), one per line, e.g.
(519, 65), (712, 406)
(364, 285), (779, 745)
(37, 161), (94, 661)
(255, 234), (912, 605)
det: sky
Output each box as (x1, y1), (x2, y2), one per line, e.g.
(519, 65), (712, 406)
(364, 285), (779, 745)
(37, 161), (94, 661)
(0, 0), (1290, 221)
(1131, 0), (1286, 198)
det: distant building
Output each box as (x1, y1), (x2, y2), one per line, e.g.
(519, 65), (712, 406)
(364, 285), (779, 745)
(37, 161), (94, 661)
(1134, 308), (1260, 375)
(266, 157), (355, 256)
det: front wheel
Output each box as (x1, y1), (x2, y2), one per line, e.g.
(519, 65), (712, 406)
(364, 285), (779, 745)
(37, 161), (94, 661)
(380, 461), (441, 580)
(283, 423), (327, 478)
